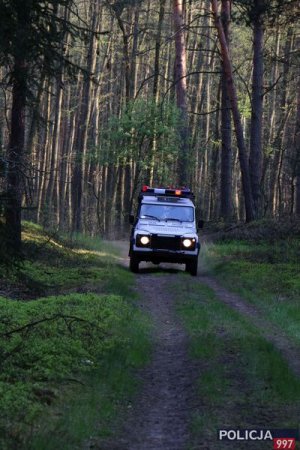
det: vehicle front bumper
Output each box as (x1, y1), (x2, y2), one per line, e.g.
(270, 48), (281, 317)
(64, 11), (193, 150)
(130, 241), (200, 264)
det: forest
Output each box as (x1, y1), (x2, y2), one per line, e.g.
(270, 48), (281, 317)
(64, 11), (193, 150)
(0, 2), (300, 448)
(0, 0), (299, 251)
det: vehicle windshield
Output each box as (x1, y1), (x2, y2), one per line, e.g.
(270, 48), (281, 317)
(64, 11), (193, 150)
(140, 204), (194, 222)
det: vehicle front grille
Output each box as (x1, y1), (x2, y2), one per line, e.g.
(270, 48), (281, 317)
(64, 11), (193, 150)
(150, 235), (181, 251)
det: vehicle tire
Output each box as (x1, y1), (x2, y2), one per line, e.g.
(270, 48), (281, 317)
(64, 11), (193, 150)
(186, 258), (198, 276)
(129, 254), (139, 273)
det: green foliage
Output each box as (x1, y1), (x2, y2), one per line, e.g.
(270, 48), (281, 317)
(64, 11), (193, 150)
(232, 0), (298, 26)
(238, 94), (252, 119)
(30, 303), (150, 450)
(0, 0), (85, 88)
(0, 293), (149, 448)
(0, 222), (151, 449)
(96, 98), (182, 184)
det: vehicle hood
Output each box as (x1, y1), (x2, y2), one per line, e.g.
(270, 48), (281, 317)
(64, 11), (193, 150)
(136, 220), (196, 236)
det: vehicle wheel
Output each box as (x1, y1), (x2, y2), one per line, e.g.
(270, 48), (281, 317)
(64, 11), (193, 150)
(186, 258), (198, 276)
(129, 255), (139, 273)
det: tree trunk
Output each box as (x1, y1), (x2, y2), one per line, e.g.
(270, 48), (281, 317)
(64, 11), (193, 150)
(211, 0), (254, 222)
(46, 73), (64, 224)
(37, 85), (52, 224)
(269, 27), (292, 215)
(249, 0), (264, 218)
(173, 0), (189, 186)
(5, 57), (27, 250)
(148, 0), (166, 185)
(293, 83), (300, 215)
(130, 6), (140, 99)
(220, 0), (232, 220)
(153, 0), (166, 102)
(72, 7), (99, 232)
(114, 9), (131, 102)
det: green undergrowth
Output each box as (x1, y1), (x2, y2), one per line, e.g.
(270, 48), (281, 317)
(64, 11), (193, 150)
(0, 222), (151, 449)
(200, 230), (300, 344)
(18, 222), (131, 298)
(175, 278), (300, 450)
(204, 217), (300, 240)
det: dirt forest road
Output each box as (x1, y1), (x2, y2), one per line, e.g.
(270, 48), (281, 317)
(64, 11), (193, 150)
(120, 274), (197, 450)
(100, 241), (198, 450)
(95, 240), (300, 450)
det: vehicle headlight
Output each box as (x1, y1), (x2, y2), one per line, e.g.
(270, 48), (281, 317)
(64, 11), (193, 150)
(182, 238), (193, 248)
(182, 238), (196, 249)
(140, 235), (150, 245)
(136, 234), (151, 247)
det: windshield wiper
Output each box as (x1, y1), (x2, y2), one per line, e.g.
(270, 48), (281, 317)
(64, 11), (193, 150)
(165, 218), (182, 223)
(140, 214), (160, 221)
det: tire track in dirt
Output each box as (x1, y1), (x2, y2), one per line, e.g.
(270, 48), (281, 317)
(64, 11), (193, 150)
(119, 273), (198, 450)
(198, 275), (300, 378)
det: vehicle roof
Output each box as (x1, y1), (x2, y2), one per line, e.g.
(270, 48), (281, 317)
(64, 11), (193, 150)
(140, 195), (194, 207)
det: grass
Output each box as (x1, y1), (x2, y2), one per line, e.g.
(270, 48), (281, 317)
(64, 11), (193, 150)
(199, 236), (300, 345)
(174, 278), (300, 450)
(28, 294), (150, 450)
(0, 222), (151, 450)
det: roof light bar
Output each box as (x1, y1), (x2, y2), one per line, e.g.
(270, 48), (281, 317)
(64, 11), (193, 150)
(139, 186), (194, 199)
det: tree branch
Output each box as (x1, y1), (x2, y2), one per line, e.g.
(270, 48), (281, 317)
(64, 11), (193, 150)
(1, 314), (108, 338)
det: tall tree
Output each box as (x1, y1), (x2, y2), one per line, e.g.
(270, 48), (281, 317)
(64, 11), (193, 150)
(173, 0), (189, 185)
(294, 83), (300, 216)
(147, 0), (166, 185)
(0, 0), (82, 248)
(211, 0), (255, 222)
(220, 0), (232, 220)
(72, 3), (100, 232)
(268, 27), (293, 215)
(249, 0), (265, 218)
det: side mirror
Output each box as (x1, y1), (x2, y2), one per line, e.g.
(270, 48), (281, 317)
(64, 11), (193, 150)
(129, 214), (135, 224)
(198, 219), (204, 229)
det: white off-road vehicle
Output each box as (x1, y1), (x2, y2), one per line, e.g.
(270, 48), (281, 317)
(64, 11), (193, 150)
(129, 186), (203, 275)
